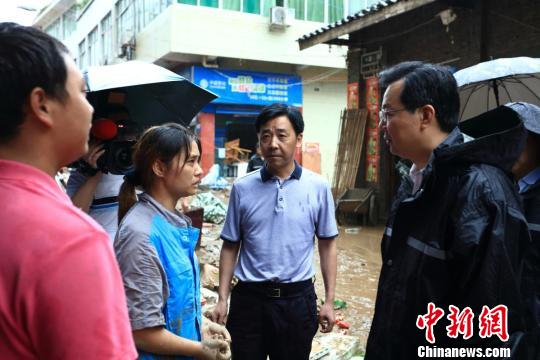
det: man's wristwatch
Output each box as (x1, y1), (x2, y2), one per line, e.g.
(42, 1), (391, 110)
(79, 160), (99, 177)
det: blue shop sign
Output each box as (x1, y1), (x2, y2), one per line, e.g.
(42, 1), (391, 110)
(188, 67), (302, 107)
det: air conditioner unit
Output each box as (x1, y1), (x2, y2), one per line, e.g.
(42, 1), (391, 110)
(269, 6), (294, 30)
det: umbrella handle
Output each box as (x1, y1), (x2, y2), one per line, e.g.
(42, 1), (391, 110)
(492, 79), (500, 107)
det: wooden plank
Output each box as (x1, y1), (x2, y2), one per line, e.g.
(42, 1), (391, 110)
(332, 108), (368, 199)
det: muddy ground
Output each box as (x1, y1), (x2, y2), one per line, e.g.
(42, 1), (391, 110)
(313, 226), (383, 352)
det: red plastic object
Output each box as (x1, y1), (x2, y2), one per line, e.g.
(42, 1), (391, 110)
(91, 118), (118, 140)
(336, 320), (350, 329)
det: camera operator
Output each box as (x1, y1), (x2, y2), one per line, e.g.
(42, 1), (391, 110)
(67, 141), (124, 241)
(67, 107), (131, 241)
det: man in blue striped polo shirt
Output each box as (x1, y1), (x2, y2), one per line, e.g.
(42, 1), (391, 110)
(212, 103), (339, 360)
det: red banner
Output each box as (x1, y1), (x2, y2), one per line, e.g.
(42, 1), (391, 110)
(347, 82), (359, 109)
(365, 76), (380, 183)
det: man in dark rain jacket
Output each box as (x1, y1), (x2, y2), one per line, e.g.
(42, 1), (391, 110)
(507, 104), (540, 349)
(461, 102), (540, 359)
(365, 62), (531, 359)
(510, 103), (540, 360)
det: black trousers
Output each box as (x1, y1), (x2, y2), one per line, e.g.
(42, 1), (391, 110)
(226, 280), (319, 360)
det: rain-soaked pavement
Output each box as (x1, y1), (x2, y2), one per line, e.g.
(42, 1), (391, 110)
(313, 225), (384, 353)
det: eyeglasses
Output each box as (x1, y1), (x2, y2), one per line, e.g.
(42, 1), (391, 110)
(379, 108), (408, 123)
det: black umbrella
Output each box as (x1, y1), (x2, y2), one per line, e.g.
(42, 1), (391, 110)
(84, 61), (217, 126)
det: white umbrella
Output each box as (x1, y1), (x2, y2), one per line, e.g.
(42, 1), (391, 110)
(453, 57), (540, 121)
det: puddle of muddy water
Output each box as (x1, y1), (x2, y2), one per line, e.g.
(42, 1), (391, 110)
(313, 226), (384, 353)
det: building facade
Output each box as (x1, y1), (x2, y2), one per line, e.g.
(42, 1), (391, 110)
(299, 0), (540, 222)
(34, 0), (383, 181)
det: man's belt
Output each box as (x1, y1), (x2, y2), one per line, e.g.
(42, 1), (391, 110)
(234, 279), (313, 298)
(92, 196), (119, 206)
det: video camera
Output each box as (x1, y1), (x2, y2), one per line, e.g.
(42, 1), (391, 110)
(96, 139), (136, 175)
(72, 112), (142, 175)
(92, 116), (142, 175)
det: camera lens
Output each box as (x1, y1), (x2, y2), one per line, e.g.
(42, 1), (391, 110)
(107, 141), (135, 175)
(114, 146), (132, 169)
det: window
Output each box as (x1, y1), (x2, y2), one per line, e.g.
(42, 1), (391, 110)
(132, 0), (171, 33)
(243, 0), (260, 14)
(116, 0), (135, 46)
(348, 0), (361, 14)
(306, 0), (324, 22)
(262, 0), (277, 16)
(166, 0), (347, 19)
(45, 17), (61, 40)
(101, 13), (113, 64)
(348, 0), (380, 15)
(62, 6), (77, 39)
(78, 39), (87, 70)
(147, 0), (171, 24)
(88, 26), (99, 66)
(134, 0), (145, 32)
(200, 0), (218, 7)
(328, 0), (344, 23)
(223, 0), (240, 10)
(288, 0), (304, 20)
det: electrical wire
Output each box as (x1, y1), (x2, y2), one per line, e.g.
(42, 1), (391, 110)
(490, 11), (540, 33)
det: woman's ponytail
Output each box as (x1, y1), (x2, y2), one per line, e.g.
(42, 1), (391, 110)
(117, 173), (138, 224)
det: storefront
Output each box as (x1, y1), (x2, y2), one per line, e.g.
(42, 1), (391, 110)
(183, 66), (302, 174)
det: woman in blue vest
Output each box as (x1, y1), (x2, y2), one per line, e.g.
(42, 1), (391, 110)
(115, 123), (230, 360)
